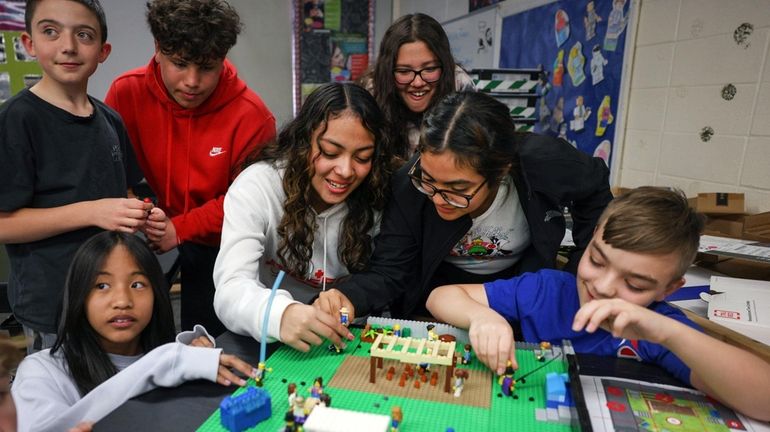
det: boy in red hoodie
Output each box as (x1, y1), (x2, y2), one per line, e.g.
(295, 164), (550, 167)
(105, 0), (276, 336)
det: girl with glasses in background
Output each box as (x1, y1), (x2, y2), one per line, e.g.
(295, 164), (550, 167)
(314, 92), (613, 324)
(360, 13), (475, 158)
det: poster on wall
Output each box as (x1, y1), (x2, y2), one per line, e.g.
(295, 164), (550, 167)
(0, 0), (42, 103)
(293, 0), (374, 114)
(499, 0), (632, 168)
(443, 6), (497, 70)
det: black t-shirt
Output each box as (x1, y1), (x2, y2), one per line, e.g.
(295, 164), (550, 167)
(0, 88), (143, 333)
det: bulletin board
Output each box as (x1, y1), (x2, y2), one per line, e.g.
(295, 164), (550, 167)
(443, 6), (499, 71)
(499, 0), (635, 170)
(293, 0), (375, 115)
(0, 0), (42, 104)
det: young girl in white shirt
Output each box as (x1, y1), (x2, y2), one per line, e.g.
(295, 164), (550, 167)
(12, 232), (256, 432)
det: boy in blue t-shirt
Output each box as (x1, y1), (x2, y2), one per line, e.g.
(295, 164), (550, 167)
(427, 187), (770, 421)
(0, 0), (165, 353)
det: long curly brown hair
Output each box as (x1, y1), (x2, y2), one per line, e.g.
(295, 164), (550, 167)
(243, 83), (395, 278)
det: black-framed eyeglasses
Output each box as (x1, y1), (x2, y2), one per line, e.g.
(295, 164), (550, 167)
(393, 65), (443, 85)
(408, 156), (487, 209)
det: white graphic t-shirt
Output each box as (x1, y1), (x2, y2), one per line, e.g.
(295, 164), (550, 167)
(444, 179), (531, 275)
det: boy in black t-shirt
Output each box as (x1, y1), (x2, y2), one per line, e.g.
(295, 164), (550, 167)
(0, 0), (164, 353)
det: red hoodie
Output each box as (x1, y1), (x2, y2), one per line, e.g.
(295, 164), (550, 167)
(105, 58), (276, 246)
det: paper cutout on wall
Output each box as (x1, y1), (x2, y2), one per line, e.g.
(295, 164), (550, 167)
(596, 95), (614, 136)
(570, 95), (591, 131)
(590, 44), (608, 85)
(567, 41), (586, 86)
(552, 49), (564, 86)
(554, 9), (570, 47)
(551, 96), (565, 133)
(584, 1), (602, 41)
(594, 139), (611, 165)
(604, 0), (627, 51)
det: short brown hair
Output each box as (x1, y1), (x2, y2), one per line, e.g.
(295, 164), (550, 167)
(598, 187), (705, 278)
(26, 0), (108, 43)
(147, 0), (241, 64)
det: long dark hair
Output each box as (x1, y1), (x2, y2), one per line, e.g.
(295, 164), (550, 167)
(371, 13), (458, 158)
(420, 91), (522, 189)
(243, 82), (394, 278)
(51, 232), (175, 396)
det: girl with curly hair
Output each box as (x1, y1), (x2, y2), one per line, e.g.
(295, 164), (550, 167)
(213, 82), (395, 352)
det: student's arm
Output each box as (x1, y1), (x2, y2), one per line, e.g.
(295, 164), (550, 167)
(213, 167), (351, 352)
(573, 299), (770, 421)
(13, 343), (223, 432)
(427, 283), (517, 374)
(0, 199), (152, 244)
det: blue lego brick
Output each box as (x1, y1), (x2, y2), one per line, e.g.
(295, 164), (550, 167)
(219, 386), (271, 432)
(546, 373), (567, 404)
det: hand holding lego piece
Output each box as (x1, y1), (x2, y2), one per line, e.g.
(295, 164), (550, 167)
(467, 308), (518, 375)
(90, 198), (153, 234)
(140, 205), (167, 245)
(426, 283), (517, 375)
(280, 303), (354, 352)
(146, 216), (178, 254)
(313, 289), (356, 323)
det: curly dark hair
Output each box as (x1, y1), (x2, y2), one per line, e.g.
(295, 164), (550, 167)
(25, 0), (108, 43)
(369, 13), (458, 158)
(244, 82), (395, 277)
(146, 0), (241, 64)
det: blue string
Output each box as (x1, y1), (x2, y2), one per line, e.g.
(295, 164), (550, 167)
(260, 270), (285, 364)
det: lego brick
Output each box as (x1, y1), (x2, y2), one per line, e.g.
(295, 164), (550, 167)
(303, 406), (390, 432)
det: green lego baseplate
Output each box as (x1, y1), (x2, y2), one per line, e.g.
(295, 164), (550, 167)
(197, 327), (579, 432)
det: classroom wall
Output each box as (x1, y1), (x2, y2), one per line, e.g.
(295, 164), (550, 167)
(618, 0), (770, 213)
(395, 0), (770, 213)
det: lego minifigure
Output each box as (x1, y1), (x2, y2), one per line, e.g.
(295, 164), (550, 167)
(339, 307), (349, 327)
(319, 393), (332, 407)
(461, 344), (472, 365)
(284, 411), (296, 432)
(498, 360), (516, 396)
(390, 406), (403, 432)
(393, 324), (401, 337)
(426, 324), (438, 341)
(254, 362), (267, 386)
(310, 377), (324, 399)
(288, 382), (297, 407)
(453, 369), (469, 398)
(293, 395), (307, 425)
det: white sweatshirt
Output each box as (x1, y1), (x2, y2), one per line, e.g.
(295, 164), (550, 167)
(213, 162), (380, 343)
(12, 326), (220, 432)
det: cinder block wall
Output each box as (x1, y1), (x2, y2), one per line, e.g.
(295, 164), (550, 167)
(620, 0), (770, 212)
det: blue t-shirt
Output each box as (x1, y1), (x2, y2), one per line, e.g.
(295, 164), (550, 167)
(484, 269), (700, 385)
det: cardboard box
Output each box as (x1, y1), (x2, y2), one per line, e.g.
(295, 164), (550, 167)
(695, 193), (745, 214)
(744, 212), (770, 243)
(702, 212), (770, 242)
